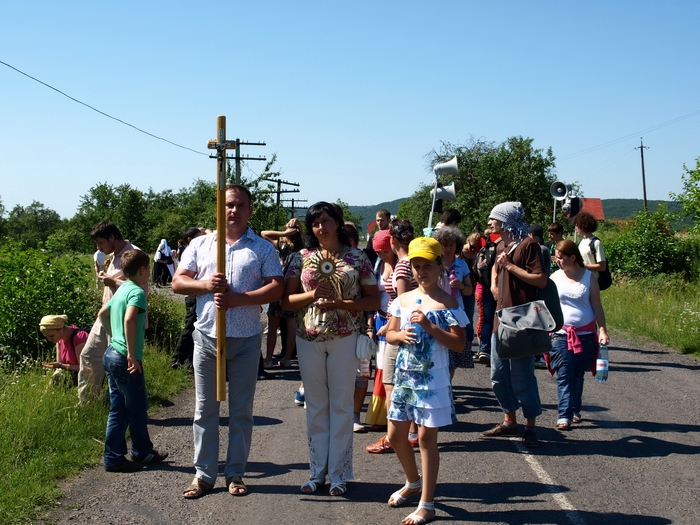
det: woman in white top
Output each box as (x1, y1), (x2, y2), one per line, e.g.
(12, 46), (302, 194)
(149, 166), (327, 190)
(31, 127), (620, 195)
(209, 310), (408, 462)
(549, 240), (610, 430)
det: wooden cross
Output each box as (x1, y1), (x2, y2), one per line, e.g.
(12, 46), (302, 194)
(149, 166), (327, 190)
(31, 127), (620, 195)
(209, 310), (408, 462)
(207, 116), (237, 401)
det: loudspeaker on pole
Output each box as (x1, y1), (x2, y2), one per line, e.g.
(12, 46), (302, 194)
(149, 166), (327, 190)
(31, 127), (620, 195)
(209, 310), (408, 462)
(433, 156), (459, 176)
(430, 181), (456, 201)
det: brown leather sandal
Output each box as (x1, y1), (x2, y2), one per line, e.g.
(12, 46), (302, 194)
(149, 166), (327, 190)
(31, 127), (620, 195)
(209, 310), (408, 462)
(227, 476), (248, 496)
(183, 477), (214, 499)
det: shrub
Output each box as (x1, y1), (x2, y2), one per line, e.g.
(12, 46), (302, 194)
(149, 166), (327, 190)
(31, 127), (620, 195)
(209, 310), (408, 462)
(0, 244), (101, 363)
(145, 288), (185, 351)
(604, 205), (687, 279)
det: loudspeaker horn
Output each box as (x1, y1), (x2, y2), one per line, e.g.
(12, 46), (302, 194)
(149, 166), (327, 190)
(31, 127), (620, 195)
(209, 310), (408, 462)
(430, 182), (456, 201)
(550, 181), (570, 201)
(433, 156), (459, 176)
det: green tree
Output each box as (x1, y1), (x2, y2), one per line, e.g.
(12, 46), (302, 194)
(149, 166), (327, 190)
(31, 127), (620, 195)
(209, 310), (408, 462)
(4, 201), (62, 249)
(670, 156), (700, 233)
(398, 137), (557, 234)
(335, 199), (363, 227)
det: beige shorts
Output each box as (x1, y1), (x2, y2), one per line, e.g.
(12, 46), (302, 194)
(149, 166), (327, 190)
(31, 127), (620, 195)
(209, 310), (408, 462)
(382, 343), (399, 385)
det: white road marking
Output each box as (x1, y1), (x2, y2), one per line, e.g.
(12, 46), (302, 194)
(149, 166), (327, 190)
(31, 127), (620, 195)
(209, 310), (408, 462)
(513, 438), (587, 525)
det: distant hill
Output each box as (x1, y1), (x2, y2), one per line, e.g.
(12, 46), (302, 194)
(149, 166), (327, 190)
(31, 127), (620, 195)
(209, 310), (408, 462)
(297, 198), (686, 226)
(347, 198), (406, 227)
(602, 199), (681, 219)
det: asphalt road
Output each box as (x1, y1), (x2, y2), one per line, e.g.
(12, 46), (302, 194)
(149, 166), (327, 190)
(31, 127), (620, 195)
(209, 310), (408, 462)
(44, 332), (700, 525)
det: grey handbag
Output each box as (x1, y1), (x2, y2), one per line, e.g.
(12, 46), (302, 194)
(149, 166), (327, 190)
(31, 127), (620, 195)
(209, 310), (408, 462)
(496, 300), (556, 359)
(494, 243), (559, 359)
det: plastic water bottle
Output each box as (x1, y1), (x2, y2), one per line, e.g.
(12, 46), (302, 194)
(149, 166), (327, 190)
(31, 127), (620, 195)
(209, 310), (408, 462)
(595, 344), (609, 383)
(411, 298), (423, 346)
(450, 269), (460, 299)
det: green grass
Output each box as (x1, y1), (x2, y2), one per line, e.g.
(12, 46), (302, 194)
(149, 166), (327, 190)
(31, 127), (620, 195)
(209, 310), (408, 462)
(602, 276), (700, 356)
(0, 346), (192, 524)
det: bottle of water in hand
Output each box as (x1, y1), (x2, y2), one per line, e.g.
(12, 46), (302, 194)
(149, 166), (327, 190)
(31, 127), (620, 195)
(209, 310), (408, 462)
(411, 298), (423, 346)
(595, 344), (609, 383)
(450, 270), (459, 299)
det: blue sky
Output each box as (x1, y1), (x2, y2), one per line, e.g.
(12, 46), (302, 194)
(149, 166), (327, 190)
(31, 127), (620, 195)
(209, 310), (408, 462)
(2, 1), (698, 219)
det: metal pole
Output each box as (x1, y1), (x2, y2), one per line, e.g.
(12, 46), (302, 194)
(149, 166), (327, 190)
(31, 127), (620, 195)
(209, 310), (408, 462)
(553, 197), (556, 224)
(427, 175), (438, 232)
(215, 116), (227, 401)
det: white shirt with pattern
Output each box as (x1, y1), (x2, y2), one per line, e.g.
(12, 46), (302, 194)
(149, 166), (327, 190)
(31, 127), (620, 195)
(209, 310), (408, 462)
(179, 228), (282, 338)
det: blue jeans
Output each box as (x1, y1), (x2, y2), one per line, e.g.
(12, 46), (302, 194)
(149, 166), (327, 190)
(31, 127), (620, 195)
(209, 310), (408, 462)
(548, 333), (596, 423)
(490, 333), (542, 419)
(102, 345), (152, 468)
(192, 329), (261, 484)
(463, 292), (475, 344)
(479, 289), (496, 355)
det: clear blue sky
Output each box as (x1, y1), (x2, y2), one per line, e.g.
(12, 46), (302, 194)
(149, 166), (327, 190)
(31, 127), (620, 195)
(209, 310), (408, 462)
(2, 1), (698, 219)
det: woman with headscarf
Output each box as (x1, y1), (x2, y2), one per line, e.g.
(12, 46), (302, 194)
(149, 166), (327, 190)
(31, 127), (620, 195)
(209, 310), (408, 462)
(481, 201), (547, 449)
(40, 315), (90, 386)
(154, 239), (174, 286)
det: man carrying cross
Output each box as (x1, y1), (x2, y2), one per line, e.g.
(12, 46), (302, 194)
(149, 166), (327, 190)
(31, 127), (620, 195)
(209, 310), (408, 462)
(172, 184), (283, 498)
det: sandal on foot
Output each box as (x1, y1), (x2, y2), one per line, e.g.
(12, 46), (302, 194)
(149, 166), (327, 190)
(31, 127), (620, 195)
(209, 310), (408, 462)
(388, 477), (422, 507)
(280, 359), (293, 368)
(329, 482), (347, 496)
(300, 479), (323, 494)
(572, 415), (582, 424)
(183, 477), (214, 499)
(404, 501), (436, 525)
(227, 476), (248, 496)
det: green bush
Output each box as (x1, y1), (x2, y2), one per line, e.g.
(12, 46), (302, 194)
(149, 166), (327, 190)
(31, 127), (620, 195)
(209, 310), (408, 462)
(145, 289), (185, 351)
(604, 205), (687, 279)
(0, 244), (101, 363)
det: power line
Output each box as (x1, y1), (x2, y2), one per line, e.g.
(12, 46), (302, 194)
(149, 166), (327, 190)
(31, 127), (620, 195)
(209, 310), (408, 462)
(558, 109), (700, 161)
(0, 59), (207, 156)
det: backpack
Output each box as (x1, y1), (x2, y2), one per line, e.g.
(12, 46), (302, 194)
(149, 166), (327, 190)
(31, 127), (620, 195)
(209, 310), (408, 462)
(475, 238), (501, 287)
(589, 236), (612, 291)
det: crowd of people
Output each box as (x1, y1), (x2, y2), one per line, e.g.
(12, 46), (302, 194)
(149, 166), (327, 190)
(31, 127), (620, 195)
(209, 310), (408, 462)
(38, 184), (610, 525)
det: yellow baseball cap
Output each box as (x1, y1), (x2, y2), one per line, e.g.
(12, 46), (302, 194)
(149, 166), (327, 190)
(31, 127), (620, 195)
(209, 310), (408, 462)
(408, 237), (442, 261)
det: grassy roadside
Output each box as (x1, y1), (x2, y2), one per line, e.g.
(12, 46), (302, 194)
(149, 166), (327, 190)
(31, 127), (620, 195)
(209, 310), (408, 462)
(0, 346), (192, 524)
(602, 277), (700, 357)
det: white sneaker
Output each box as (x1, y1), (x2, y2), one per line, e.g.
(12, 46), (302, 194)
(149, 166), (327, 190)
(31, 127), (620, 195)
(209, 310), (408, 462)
(353, 422), (367, 433)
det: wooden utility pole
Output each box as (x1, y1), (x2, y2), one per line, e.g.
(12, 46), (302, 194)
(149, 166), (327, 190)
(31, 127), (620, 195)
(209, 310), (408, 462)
(636, 137), (649, 210)
(261, 177), (300, 229)
(206, 116), (236, 401)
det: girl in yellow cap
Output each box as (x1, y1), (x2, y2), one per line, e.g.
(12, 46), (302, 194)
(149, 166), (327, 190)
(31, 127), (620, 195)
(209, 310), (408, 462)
(39, 315), (89, 386)
(385, 237), (467, 525)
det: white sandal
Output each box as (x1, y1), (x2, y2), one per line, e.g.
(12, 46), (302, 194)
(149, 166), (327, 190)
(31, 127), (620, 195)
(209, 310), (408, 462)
(404, 500), (435, 525)
(300, 479), (323, 494)
(388, 477), (422, 507)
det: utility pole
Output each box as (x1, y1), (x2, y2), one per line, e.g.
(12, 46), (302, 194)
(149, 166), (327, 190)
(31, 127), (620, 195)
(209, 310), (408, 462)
(261, 177), (300, 229)
(281, 198), (307, 220)
(636, 137), (649, 210)
(209, 138), (267, 184)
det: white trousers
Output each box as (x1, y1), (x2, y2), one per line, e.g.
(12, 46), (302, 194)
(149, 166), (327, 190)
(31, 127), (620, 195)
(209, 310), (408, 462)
(297, 333), (359, 485)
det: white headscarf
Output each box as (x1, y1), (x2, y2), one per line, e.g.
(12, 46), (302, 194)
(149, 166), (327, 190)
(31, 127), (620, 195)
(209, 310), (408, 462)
(155, 239), (172, 261)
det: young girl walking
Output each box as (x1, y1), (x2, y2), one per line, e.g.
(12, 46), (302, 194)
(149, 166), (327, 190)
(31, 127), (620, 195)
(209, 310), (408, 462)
(385, 237), (467, 525)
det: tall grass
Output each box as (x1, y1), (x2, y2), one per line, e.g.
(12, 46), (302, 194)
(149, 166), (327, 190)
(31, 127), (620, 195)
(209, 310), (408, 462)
(602, 275), (700, 355)
(0, 346), (192, 524)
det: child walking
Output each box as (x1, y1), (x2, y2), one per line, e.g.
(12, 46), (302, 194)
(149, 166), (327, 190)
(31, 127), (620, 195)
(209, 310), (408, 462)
(385, 237), (467, 525)
(98, 249), (168, 472)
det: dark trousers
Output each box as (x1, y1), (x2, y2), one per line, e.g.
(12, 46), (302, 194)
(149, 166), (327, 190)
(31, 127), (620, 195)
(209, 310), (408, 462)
(171, 295), (197, 367)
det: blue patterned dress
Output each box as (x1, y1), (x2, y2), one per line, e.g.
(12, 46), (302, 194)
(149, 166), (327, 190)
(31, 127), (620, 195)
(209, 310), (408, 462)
(388, 301), (467, 428)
